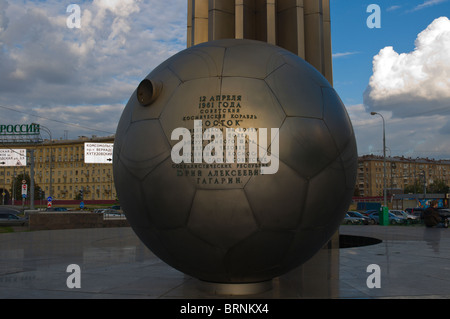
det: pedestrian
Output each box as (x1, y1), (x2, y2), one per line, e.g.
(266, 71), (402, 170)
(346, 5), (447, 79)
(424, 200), (448, 228)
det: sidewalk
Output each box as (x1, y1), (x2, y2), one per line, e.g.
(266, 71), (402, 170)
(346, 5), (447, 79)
(0, 225), (449, 298)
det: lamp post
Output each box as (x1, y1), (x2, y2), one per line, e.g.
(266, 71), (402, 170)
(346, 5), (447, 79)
(371, 112), (387, 208)
(1, 161), (5, 205)
(34, 124), (53, 199)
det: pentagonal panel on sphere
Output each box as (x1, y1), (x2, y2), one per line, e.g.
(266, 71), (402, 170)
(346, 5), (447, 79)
(118, 119), (171, 180)
(265, 64), (324, 118)
(279, 117), (339, 179)
(188, 189), (258, 250)
(244, 161), (308, 230)
(142, 157), (196, 230)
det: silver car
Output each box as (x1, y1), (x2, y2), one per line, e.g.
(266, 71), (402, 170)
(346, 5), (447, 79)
(390, 210), (420, 223)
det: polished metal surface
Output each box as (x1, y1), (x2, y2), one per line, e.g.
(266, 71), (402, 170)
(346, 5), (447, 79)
(113, 39), (357, 283)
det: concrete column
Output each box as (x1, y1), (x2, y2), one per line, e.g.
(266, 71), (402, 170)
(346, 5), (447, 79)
(303, 0), (324, 75)
(277, 0), (305, 58)
(209, 0), (235, 41)
(235, 0), (244, 39)
(187, 0), (332, 83)
(266, 0), (276, 45)
(322, 0), (333, 85)
(189, 0), (209, 47)
(187, 0), (193, 47)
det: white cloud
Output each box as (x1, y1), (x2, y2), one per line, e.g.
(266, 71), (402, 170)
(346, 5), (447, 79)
(413, 0), (448, 11)
(347, 104), (450, 159)
(363, 16), (450, 118)
(332, 51), (360, 58)
(0, 0), (187, 139)
(387, 5), (401, 12)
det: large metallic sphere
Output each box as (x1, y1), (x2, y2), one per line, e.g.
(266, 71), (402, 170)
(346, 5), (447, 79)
(113, 39), (357, 283)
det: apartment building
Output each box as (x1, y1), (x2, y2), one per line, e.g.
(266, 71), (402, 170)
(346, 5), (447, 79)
(357, 155), (450, 197)
(0, 136), (115, 202)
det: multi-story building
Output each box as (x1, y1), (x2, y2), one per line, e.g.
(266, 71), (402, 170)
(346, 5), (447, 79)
(0, 135), (115, 203)
(357, 155), (450, 197)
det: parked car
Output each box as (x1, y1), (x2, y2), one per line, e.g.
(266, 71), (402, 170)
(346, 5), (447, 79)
(368, 212), (405, 225)
(46, 207), (68, 212)
(390, 210), (420, 223)
(362, 209), (378, 216)
(405, 207), (426, 219)
(0, 213), (28, 226)
(102, 209), (126, 219)
(437, 208), (450, 219)
(342, 213), (365, 225)
(347, 211), (375, 225)
(110, 205), (121, 210)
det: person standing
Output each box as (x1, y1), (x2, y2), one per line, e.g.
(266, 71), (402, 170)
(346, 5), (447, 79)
(424, 200), (447, 228)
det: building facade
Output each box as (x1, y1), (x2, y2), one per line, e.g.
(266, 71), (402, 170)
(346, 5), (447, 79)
(0, 136), (115, 204)
(357, 155), (450, 197)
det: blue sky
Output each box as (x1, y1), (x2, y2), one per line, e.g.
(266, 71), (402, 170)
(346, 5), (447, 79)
(0, 0), (449, 159)
(330, 0), (450, 158)
(332, 0), (450, 106)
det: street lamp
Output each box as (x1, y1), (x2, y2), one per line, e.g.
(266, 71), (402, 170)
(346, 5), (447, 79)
(1, 161), (5, 205)
(33, 124), (53, 199)
(370, 112), (387, 208)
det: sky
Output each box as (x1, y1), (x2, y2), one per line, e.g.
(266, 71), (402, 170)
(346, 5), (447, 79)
(0, 0), (449, 160)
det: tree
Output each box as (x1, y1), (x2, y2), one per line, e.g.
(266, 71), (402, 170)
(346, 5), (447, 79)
(427, 179), (449, 194)
(404, 179), (424, 194)
(10, 173), (43, 201)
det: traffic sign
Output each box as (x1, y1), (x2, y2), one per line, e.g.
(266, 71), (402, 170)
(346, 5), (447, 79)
(47, 202), (52, 208)
(47, 196), (53, 202)
(22, 184), (27, 197)
(80, 201), (85, 209)
(0, 149), (27, 167)
(84, 143), (113, 164)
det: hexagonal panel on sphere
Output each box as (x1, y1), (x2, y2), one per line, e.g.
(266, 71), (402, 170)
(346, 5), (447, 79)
(113, 38), (357, 284)
(188, 189), (258, 250)
(117, 119), (171, 181)
(265, 64), (324, 118)
(244, 161), (308, 230)
(278, 117), (339, 179)
(142, 157), (196, 230)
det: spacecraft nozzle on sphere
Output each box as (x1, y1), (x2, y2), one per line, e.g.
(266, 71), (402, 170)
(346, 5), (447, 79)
(137, 79), (162, 106)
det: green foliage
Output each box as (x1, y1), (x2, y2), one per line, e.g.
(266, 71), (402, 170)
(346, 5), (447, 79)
(10, 173), (43, 200)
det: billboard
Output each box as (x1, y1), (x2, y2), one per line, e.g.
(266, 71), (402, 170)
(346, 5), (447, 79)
(0, 149), (27, 166)
(84, 143), (113, 164)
